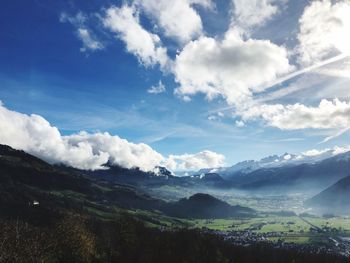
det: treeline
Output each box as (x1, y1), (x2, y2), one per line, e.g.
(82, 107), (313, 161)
(1, 213), (349, 263)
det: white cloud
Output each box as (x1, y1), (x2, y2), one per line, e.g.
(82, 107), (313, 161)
(332, 145), (350, 155)
(0, 103), (227, 172)
(232, 0), (286, 29)
(207, 111), (225, 122)
(174, 28), (293, 105)
(135, 0), (212, 43)
(60, 12), (87, 25)
(147, 80), (166, 94)
(60, 12), (103, 52)
(256, 53), (350, 103)
(302, 145), (350, 158)
(65, 132), (164, 171)
(316, 65), (350, 79)
(207, 115), (217, 121)
(182, 95), (192, 102)
(302, 148), (329, 157)
(77, 28), (104, 52)
(241, 99), (350, 130)
(103, 5), (169, 69)
(0, 102), (164, 171)
(298, 0), (350, 65)
(235, 120), (245, 127)
(164, 150), (225, 171)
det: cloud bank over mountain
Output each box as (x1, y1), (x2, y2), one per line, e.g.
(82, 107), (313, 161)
(0, 103), (225, 172)
(165, 150), (225, 171)
(0, 102), (163, 171)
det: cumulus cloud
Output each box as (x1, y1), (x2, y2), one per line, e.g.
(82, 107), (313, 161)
(135, 0), (212, 43)
(147, 80), (166, 94)
(232, 0), (286, 29)
(103, 5), (169, 69)
(0, 102), (163, 171)
(0, 103), (227, 172)
(60, 12), (103, 52)
(298, 0), (350, 65)
(240, 99), (350, 130)
(64, 132), (164, 171)
(164, 150), (225, 171)
(174, 28), (293, 105)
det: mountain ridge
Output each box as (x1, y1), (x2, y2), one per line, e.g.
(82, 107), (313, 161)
(0, 144), (252, 220)
(306, 174), (350, 214)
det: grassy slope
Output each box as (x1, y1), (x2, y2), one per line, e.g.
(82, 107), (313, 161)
(34, 182), (350, 246)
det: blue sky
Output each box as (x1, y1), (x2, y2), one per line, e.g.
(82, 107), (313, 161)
(1, 0), (350, 171)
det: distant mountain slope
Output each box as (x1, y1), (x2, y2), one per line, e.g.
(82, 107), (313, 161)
(306, 175), (350, 214)
(0, 144), (165, 219)
(223, 151), (350, 193)
(219, 153), (298, 178)
(79, 163), (174, 185)
(81, 163), (231, 189)
(75, 149), (350, 193)
(0, 144), (251, 220)
(210, 149), (348, 179)
(164, 193), (254, 219)
(0, 144), (90, 191)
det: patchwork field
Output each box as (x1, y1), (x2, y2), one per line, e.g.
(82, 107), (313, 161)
(46, 186), (350, 246)
(125, 208), (350, 244)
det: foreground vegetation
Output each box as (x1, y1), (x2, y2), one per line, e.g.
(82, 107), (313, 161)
(1, 210), (349, 263)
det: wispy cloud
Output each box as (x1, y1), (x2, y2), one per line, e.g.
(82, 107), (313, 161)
(60, 12), (104, 52)
(147, 80), (166, 94)
(320, 126), (350, 144)
(261, 53), (350, 95)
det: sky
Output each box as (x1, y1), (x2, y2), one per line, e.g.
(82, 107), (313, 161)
(0, 0), (350, 172)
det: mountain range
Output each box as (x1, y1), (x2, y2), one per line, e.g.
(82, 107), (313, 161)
(2, 143), (350, 217)
(73, 150), (350, 194)
(0, 144), (252, 220)
(188, 150), (350, 194)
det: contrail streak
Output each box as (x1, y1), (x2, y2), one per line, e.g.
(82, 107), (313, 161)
(263, 53), (350, 90)
(319, 126), (350, 144)
(209, 53), (350, 114)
